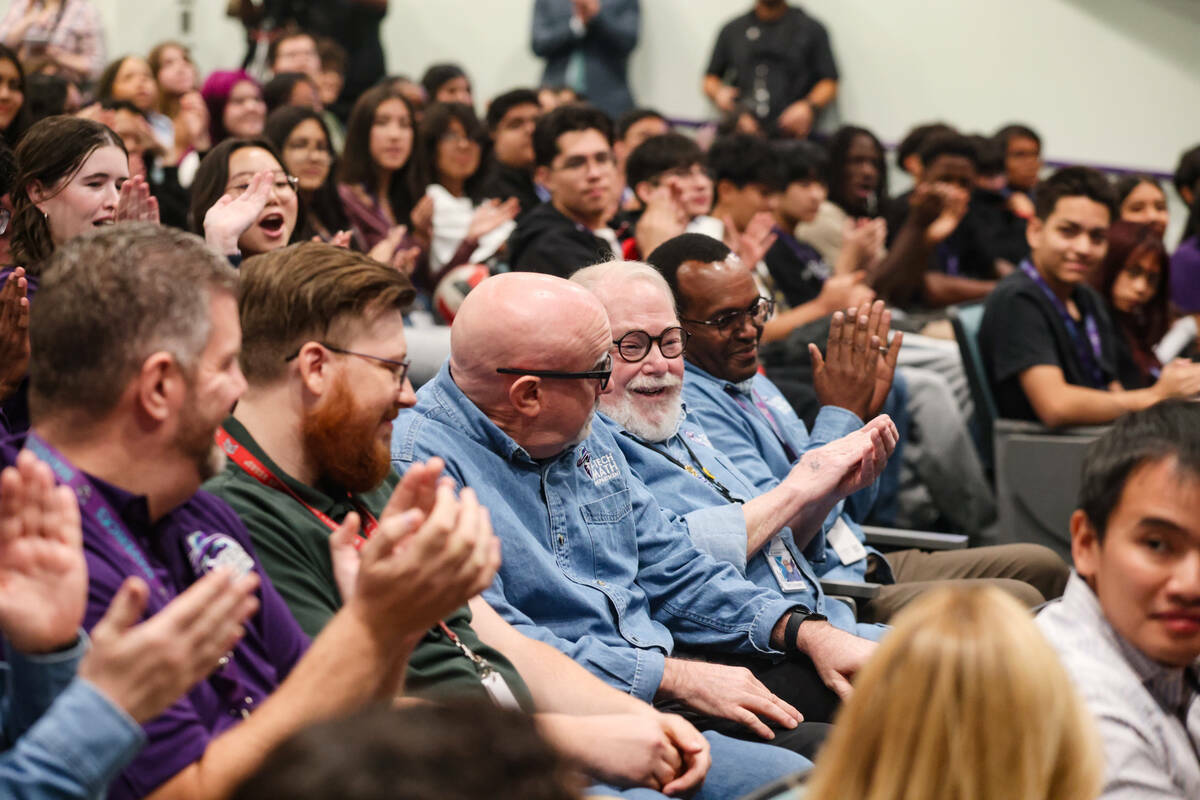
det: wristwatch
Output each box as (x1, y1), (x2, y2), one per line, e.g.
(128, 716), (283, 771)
(784, 609), (828, 653)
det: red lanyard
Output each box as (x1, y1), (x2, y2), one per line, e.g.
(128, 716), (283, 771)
(215, 426), (379, 548)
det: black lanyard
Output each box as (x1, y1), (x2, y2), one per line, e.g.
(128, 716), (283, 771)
(621, 431), (745, 505)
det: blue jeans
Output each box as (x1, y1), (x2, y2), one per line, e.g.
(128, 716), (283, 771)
(586, 730), (809, 798)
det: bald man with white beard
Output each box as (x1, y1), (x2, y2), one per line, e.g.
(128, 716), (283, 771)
(392, 272), (881, 766)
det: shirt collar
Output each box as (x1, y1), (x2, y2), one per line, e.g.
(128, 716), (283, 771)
(220, 415), (349, 515)
(684, 360), (744, 394)
(425, 361), (540, 466)
(1061, 571), (1200, 714)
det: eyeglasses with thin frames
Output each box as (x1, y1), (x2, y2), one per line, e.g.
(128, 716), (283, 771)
(680, 297), (774, 333)
(496, 352), (613, 390)
(285, 342), (411, 386)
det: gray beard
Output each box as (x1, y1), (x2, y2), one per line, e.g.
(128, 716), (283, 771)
(601, 392), (684, 443)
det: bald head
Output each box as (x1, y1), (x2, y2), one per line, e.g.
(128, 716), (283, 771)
(451, 272), (612, 405)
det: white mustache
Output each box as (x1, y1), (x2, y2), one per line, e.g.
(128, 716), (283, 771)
(626, 373), (682, 393)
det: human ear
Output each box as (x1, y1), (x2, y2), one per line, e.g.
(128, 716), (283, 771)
(507, 376), (542, 418)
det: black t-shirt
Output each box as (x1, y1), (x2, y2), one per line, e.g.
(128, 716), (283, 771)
(887, 190), (997, 282)
(763, 231), (830, 308)
(978, 269), (1119, 422)
(970, 188), (1030, 265)
(705, 6), (838, 123)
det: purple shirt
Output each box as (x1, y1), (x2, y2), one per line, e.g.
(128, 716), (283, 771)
(0, 434), (311, 800)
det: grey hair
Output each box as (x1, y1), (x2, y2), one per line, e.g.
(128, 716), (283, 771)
(29, 222), (238, 421)
(569, 259), (678, 314)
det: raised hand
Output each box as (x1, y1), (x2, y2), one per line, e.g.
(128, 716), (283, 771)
(924, 183), (969, 245)
(0, 267), (30, 402)
(115, 175), (161, 225)
(815, 270), (875, 316)
(80, 568), (260, 723)
(466, 198), (520, 241)
(0, 450), (86, 654)
(807, 304), (879, 419)
(634, 182), (688, 258)
(656, 658), (801, 741)
(203, 170), (272, 255)
(723, 211), (777, 270)
(866, 302), (903, 418)
(409, 194), (435, 247)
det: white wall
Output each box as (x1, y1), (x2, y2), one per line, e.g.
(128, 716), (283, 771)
(97, 0), (1200, 175)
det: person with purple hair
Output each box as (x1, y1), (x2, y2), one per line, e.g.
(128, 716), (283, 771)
(200, 69), (265, 146)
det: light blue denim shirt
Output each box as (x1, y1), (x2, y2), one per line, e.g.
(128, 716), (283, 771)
(680, 363), (894, 584)
(391, 363), (800, 702)
(2, 634), (145, 800)
(608, 410), (888, 642)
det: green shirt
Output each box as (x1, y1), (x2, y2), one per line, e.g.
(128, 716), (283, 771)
(203, 416), (534, 711)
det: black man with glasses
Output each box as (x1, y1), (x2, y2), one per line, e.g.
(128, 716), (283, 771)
(645, 233), (1069, 624)
(393, 269), (903, 768)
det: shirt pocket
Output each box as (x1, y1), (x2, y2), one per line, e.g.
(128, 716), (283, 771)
(579, 488), (632, 525)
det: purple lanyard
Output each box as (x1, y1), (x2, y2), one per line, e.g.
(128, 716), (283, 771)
(24, 433), (173, 603)
(1019, 261), (1106, 388)
(725, 385), (799, 462)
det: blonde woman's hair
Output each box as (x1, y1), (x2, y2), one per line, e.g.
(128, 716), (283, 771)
(805, 586), (1102, 800)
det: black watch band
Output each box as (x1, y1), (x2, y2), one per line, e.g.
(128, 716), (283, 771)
(784, 610), (828, 653)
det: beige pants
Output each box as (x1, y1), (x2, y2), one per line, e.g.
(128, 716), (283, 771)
(860, 543), (1069, 624)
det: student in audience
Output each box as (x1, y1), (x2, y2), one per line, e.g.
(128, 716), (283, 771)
(200, 70), (266, 146)
(795, 125), (889, 269)
(421, 63), (473, 107)
(0, 0), (105, 85)
(207, 242), (802, 799)
(189, 138), (302, 264)
(531, 0), (640, 120)
(264, 105), (350, 243)
(1038, 399), (1200, 799)
(996, 123), (1043, 196)
(506, 104), (622, 277)
(1114, 173), (1169, 240)
(392, 270), (885, 758)
(0, 448), (261, 800)
(262, 72), (320, 113)
(408, 102), (519, 279)
(315, 36), (346, 110)
(268, 29), (320, 84)
(1094, 221), (1170, 390)
(1, 222), (500, 800)
(619, 131), (716, 259)
(613, 108), (669, 180)
(881, 130), (1005, 309)
(895, 121), (954, 179)
(96, 56), (174, 155)
(98, 100), (190, 230)
(575, 259), (896, 645)
(969, 132), (1031, 268)
(697, 133), (780, 276)
(232, 703), (582, 800)
(810, 586), (1102, 800)
(0, 44), (31, 148)
(646, 234), (1065, 617)
(337, 85), (417, 250)
(703, 0), (838, 138)
(979, 167), (1200, 426)
(1173, 145), (1200, 246)
(480, 88), (544, 219)
(147, 41), (210, 162)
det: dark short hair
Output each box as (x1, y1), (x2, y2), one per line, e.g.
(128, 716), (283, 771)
(970, 134), (1005, 177)
(266, 27), (316, 69)
(625, 132), (702, 192)
(420, 62), (468, 99)
(995, 123), (1042, 151)
(1078, 399), (1200, 540)
(230, 702), (578, 800)
(776, 140), (829, 186)
(29, 223), (237, 421)
(238, 242), (415, 383)
(262, 71), (318, 113)
(616, 107), (666, 141)
(315, 36), (346, 73)
(646, 232), (732, 308)
(1173, 144), (1200, 198)
(918, 131), (979, 172)
(707, 133), (783, 191)
(485, 87), (539, 131)
(896, 122), (955, 173)
(532, 104), (613, 168)
(1033, 166), (1116, 221)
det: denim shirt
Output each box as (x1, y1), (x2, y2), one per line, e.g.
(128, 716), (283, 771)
(680, 363), (893, 584)
(2, 635), (144, 800)
(391, 363), (799, 702)
(608, 412), (887, 642)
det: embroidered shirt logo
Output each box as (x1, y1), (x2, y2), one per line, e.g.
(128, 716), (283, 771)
(186, 531), (255, 578)
(576, 446), (621, 486)
(682, 429), (713, 449)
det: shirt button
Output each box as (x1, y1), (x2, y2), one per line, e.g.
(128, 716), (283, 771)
(558, 535), (565, 546)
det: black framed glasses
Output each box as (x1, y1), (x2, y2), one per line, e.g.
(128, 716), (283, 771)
(680, 297), (774, 333)
(613, 326), (688, 363)
(496, 352), (613, 390)
(285, 342), (411, 386)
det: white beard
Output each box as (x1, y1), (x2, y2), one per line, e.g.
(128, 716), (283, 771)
(601, 374), (685, 443)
